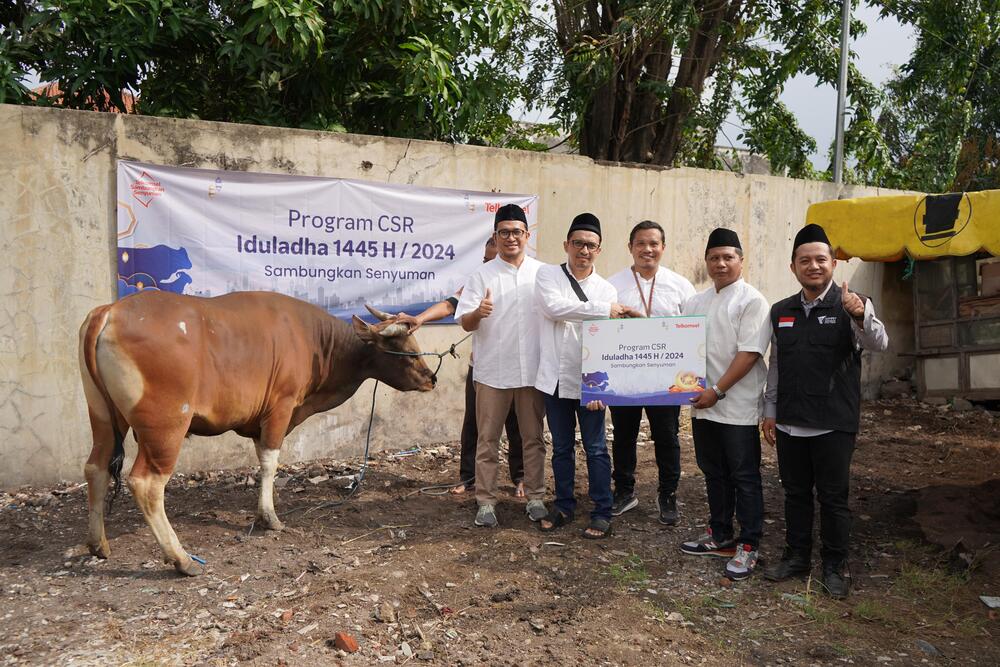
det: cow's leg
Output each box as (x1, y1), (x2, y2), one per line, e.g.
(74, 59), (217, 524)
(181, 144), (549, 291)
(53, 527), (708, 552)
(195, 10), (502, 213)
(253, 439), (284, 531)
(127, 432), (203, 576)
(254, 404), (294, 531)
(254, 408), (295, 530)
(83, 416), (116, 558)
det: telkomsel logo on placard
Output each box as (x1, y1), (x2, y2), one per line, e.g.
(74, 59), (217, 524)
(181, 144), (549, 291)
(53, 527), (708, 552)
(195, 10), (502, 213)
(130, 171), (165, 208)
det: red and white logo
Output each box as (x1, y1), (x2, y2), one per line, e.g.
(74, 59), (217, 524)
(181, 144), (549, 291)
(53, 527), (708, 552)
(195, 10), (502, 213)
(485, 201), (531, 215)
(588, 323), (600, 336)
(130, 171), (165, 208)
(778, 316), (795, 328)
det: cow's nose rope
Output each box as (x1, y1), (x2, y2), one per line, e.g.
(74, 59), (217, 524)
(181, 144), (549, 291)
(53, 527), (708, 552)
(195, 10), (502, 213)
(381, 331), (473, 379)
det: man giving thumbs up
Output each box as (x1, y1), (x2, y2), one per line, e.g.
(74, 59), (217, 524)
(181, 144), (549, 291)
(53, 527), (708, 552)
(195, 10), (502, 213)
(455, 204), (548, 529)
(758, 224), (888, 599)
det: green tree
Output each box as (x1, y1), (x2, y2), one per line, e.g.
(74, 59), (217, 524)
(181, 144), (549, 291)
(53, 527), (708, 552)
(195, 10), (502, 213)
(862, 0), (1000, 192)
(533, 0), (891, 178)
(0, 0), (534, 144)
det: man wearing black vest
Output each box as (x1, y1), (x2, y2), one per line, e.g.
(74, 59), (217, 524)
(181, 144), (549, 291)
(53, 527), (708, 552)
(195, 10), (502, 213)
(760, 224), (888, 598)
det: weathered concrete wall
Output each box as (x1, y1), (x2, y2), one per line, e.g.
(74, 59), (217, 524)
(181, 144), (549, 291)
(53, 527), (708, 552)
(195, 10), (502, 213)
(0, 105), (913, 488)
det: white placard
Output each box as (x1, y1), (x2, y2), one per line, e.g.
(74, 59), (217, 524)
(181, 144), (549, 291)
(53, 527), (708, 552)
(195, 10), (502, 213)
(581, 316), (707, 406)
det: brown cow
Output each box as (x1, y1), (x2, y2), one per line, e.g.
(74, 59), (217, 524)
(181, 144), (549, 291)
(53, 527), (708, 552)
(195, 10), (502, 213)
(78, 290), (434, 576)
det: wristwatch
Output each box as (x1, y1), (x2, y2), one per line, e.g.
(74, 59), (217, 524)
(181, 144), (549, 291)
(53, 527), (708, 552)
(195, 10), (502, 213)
(712, 384), (726, 399)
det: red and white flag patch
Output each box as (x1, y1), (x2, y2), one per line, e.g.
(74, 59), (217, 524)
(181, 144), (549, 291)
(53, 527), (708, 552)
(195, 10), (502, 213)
(778, 316), (795, 328)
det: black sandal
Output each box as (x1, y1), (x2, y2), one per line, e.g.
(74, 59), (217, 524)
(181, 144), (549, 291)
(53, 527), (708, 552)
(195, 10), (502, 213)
(538, 510), (572, 532)
(581, 518), (613, 539)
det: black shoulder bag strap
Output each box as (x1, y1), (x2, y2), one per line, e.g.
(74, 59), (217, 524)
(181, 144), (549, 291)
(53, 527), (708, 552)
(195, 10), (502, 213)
(560, 263), (588, 302)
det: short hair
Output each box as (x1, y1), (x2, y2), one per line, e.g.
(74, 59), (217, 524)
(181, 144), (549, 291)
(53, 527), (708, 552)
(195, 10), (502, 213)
(629, 220), (665, 245)
(791, 243), (833, 262)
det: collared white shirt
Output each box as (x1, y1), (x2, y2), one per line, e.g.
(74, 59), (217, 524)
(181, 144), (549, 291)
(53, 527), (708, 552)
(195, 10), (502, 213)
(455, 256), (543, 389)
(608, 265), (695, 317)
(682, 279), (770, 426)
(759, 280), (889, 435)
(534, 263), (617, 399)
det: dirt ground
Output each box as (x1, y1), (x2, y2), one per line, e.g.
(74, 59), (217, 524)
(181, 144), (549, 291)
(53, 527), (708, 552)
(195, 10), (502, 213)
(2, 397), (999, 666)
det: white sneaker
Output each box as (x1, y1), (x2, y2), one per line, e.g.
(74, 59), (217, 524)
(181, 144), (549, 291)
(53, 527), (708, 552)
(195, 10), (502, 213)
(725, 543), (758, 580)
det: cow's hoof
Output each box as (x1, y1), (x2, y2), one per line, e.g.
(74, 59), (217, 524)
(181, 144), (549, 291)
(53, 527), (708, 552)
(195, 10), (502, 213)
(87, 540), (111, 559)
(256, 513), (285, 532)
(174, 557), (205, 577)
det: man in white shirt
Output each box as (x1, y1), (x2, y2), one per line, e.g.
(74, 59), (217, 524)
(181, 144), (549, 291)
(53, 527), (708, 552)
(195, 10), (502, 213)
(678, 228), (769, 581)
(607, 221), (696, 524)
(534, 213), (640, 538)
(395, 237), (524, 498)
(759, 223), (889, 598)
(455, 204), (546, 528)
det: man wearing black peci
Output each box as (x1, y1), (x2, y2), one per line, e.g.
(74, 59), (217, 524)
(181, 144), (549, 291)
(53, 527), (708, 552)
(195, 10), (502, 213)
(759, 223), (888, 598)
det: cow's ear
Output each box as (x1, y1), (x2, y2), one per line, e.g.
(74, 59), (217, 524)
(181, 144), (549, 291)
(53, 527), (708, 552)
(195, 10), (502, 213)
(352, 315), (375, 343)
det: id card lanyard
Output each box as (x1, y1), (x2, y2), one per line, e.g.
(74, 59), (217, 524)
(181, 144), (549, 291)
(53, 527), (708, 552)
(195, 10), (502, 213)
(631, 269), (655, 317)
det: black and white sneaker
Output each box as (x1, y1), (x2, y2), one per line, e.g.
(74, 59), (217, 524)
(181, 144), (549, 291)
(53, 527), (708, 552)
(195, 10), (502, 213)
(679, 528), (737, 557)
(656, 493), (679, 525)
(610, 492), (638, 516)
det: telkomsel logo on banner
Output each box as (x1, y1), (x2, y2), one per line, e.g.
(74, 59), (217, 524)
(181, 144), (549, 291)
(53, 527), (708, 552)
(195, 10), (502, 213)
(130, 171), (166, 208)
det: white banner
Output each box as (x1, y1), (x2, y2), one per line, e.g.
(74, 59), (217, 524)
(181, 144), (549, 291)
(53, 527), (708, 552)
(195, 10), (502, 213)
(115, 161), (538, 321)
(581, 316), (707, 406)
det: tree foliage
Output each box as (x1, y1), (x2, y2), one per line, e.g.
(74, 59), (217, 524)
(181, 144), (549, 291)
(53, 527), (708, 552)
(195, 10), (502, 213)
(533, 1), (894, 179)
(532, 0), (999, 188)
(0, 0), (534, 144)
(2, 0), (998, 192)
(863, 0), (1000, 192)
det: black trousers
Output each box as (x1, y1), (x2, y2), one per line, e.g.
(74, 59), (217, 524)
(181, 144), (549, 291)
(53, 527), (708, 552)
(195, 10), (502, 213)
(691, 418), (764, 548)
(459, 367), (523, 486)
(775, 429), (856, 565)
(609, 405), (680, 497)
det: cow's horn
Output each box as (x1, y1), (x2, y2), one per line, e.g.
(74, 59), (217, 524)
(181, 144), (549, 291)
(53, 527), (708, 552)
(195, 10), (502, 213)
(365, 304), (393, 321)
(378, 323), (410, 338)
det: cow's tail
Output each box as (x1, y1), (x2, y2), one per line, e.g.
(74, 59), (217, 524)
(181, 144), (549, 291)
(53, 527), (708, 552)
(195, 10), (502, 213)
(80, 306), (127, 511)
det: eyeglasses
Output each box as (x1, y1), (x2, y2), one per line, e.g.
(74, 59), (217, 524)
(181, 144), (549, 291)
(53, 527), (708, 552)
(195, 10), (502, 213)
(570, 239), (600, 252)
(496, 228), (527, 239)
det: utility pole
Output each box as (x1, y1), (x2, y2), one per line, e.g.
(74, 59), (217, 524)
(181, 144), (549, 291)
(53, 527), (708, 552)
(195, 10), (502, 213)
(833, 0), (851, 184)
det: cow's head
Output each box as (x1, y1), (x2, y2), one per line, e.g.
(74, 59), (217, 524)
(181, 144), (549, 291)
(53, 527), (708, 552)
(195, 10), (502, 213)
(352, 306), (435, 392)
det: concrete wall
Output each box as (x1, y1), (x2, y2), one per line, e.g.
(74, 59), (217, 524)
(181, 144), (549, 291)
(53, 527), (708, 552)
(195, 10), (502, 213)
(0, 105), (913, 488)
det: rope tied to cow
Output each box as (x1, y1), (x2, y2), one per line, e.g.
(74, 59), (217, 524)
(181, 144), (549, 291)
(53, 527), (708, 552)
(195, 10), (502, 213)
(382, 331), (473, 380)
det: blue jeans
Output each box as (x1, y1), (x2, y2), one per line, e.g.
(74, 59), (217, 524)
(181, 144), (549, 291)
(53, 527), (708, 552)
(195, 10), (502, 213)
(543, 388), (613, 522)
